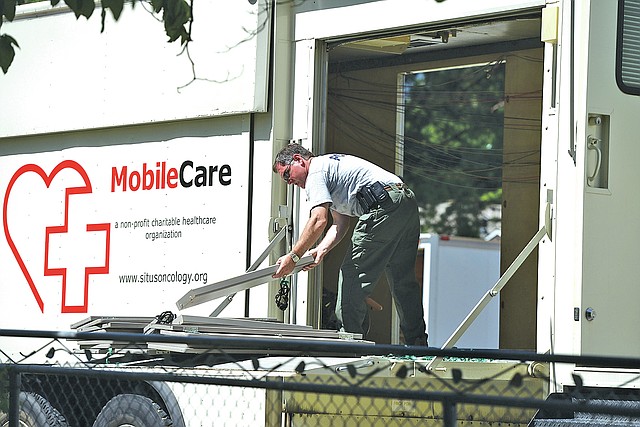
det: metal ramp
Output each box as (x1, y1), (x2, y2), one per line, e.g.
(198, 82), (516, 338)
(71, 314), (371, 356)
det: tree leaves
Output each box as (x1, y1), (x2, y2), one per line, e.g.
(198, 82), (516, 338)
(0, 0), (17, 73)
(152, 0), (191, 44)
(62, 0), (95, 19)
(102, 0), (123, 21)
(0, 0), (192, 73)
(0, 0), (17, 27)
(100, 0), (124, 33)
(0, 34), (18, 74)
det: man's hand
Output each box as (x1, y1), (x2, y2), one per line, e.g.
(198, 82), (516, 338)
(302, 247), (323, 271)
(272, 203), (331, 279)
(272, 253), (296, 278)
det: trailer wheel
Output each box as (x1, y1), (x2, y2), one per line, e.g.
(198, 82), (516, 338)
(92, 394), (172, 427)
(0, 392), (68, 427)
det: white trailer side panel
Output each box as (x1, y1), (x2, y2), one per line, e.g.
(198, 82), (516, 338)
(0, 116), (277, 361)
(0, 0), (271, 138)
(580, 0), (640, 358)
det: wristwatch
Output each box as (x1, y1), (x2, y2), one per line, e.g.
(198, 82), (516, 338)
(289, 252), (300, 263)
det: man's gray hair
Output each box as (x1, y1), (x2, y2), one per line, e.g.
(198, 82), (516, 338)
(272, 143), (314, 173)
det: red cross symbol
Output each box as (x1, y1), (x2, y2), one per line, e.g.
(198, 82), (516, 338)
(4, 160), (111, 313)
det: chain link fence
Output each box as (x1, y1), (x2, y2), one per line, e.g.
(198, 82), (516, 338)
(2, 327), (640, 427)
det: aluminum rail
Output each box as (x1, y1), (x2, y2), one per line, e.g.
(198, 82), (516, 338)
(176, 253), (314, 310)
(426, 225), (549, 372)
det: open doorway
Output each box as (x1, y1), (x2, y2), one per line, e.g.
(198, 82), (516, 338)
(321, 18), (542, 347)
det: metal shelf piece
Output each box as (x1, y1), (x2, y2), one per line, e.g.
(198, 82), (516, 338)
(176, 255), (314, 310)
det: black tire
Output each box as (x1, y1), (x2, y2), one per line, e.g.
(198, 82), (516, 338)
(0, 392), (68, 427)
(92, 394), (172, 427)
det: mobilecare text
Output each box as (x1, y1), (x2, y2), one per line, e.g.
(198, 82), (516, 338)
(111, 161), (232, 192)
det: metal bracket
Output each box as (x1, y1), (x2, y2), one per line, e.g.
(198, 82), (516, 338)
(270, 204), (291, 240)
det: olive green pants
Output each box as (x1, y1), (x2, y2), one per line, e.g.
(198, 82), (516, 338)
(335, 187), (427, 344)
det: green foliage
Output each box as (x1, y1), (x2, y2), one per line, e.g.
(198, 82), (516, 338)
(0, 0), (191, 74)
(53, 0), (95, 19)
(402, 61), (505, 237)
(0, 33), (18, 73)
(0, 0), (17, 23)
(151, 0), (191, 44)
(102, 0), (123, 20)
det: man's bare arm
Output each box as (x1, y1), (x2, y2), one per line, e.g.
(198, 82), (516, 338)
(308, 209), (351, 263)
(272, 203), (331, 278)
(291, 203), (332, 257)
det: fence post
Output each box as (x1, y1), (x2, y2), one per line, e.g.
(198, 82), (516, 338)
(443, 398), (457, 427)
(8, 367), (20, 427)
(265, 388), (283, 427)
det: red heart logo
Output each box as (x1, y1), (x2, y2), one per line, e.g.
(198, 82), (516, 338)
(3, 160), (110, 313)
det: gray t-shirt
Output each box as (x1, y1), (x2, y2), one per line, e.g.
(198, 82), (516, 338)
(305, 154), (401, 217)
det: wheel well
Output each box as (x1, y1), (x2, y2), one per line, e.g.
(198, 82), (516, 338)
(21, 373), (181, 426)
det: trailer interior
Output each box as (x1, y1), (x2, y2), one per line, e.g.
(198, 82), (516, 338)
(321, 11), (543, 348)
